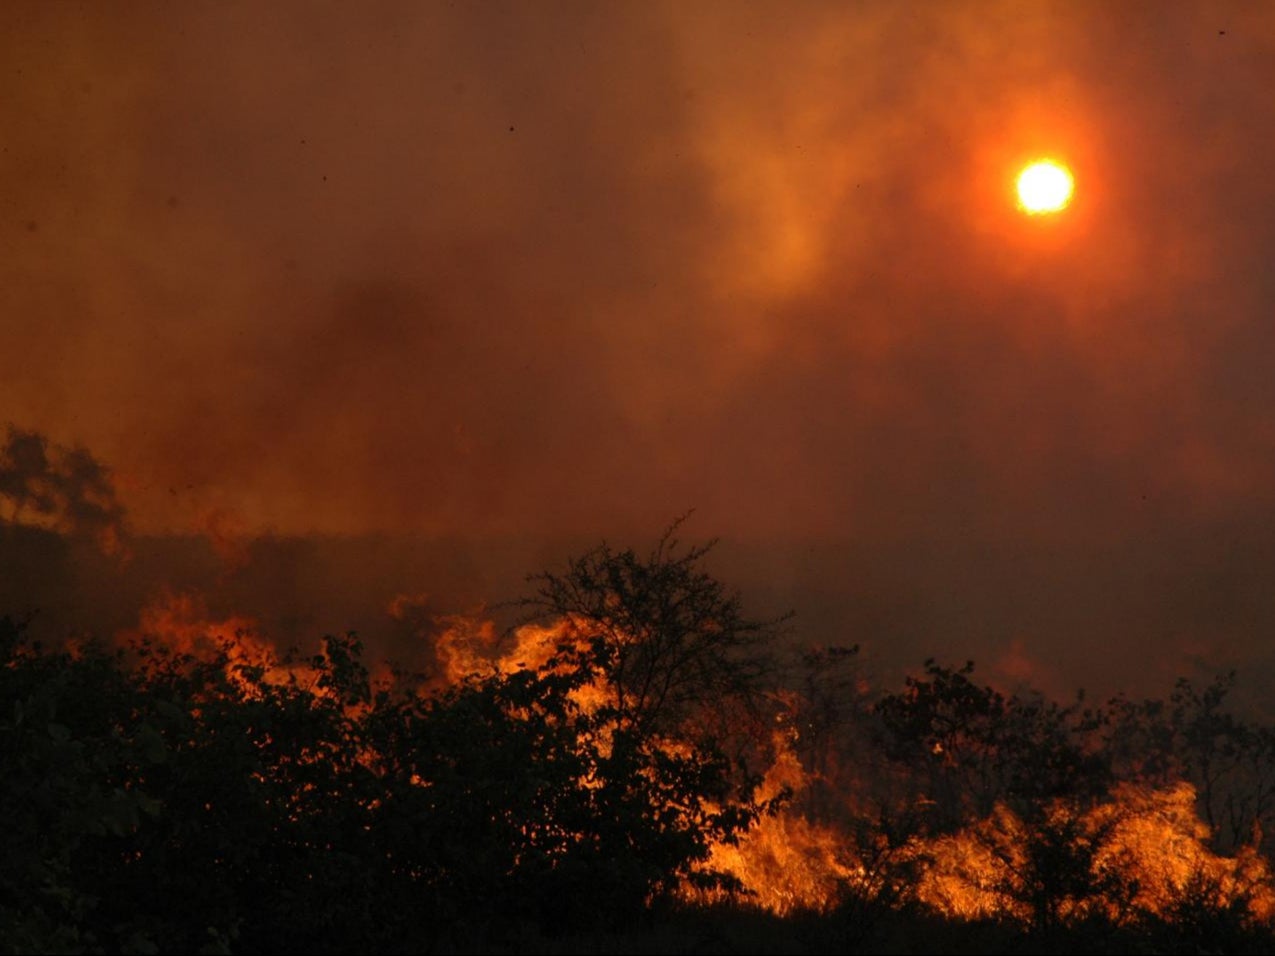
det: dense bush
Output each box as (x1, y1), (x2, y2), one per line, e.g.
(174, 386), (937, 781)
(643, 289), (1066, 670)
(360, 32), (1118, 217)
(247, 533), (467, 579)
(5, 530), (1275, 954)
(0, 532), (777, 953)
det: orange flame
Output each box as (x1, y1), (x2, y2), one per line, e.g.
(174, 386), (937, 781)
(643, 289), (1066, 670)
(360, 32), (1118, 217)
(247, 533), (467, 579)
(112, 597), (1275, 930)
(686, 733), (1275, 926)
(910, 783), (1275, 926)
(435, 613), (615, 714)
(122, 591), (316, 693)
(686, 733), (856, 914)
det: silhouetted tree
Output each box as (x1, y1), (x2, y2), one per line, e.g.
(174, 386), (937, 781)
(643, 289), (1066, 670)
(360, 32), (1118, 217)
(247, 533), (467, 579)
(783, 643), (873, 825)
(0, 425), (127, 552)
(1104, 674), (1275, 856)
(369, 524), (786, 933)
(876, 660), (1109, 835)
(515, 519), (783, 747)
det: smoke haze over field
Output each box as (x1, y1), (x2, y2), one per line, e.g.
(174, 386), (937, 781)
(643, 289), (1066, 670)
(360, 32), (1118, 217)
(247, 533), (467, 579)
(4, 2), (1275, 699)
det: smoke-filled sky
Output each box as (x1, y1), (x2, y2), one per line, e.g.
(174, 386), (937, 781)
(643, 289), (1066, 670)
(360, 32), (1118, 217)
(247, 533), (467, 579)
(4, 2), (1275, 697)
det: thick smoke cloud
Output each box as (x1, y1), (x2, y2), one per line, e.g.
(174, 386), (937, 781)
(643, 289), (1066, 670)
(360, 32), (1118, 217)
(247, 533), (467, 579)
(3, 2), (1275, 698)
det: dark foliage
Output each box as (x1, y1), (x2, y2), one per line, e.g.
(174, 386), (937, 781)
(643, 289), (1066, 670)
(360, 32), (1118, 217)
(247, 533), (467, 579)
(5, 528), (1275, 954)
(0, 532), (777, 953)
(0, 425), (127, 551)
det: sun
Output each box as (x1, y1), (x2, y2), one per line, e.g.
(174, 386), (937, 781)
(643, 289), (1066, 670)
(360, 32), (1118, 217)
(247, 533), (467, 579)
(1016, 160), (1074, 214)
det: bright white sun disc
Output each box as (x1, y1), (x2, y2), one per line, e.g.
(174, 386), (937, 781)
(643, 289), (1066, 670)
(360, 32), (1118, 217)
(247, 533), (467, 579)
(1016, 161), (1074, 214)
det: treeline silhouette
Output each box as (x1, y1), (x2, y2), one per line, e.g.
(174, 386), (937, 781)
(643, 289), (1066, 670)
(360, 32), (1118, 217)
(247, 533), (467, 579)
(0, 427), (127, 554)
(4, 528), (1275, 954)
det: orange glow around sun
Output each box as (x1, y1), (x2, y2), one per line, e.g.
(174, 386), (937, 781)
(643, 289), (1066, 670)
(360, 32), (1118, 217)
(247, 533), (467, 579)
(1016, 159), (1074, 214)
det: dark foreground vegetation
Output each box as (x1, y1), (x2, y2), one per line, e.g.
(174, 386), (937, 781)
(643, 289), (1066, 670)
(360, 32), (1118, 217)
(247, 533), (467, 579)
(5, 527), (1275, 954)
